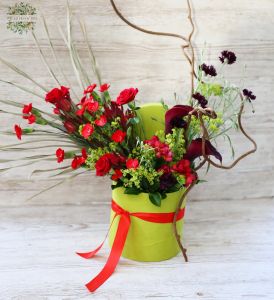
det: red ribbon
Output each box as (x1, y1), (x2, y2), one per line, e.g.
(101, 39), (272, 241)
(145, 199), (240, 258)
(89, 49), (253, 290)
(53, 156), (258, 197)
(76, 199), (185, 292)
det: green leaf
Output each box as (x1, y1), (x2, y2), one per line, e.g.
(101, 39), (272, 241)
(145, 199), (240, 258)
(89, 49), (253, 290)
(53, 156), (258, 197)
(128, 117), (140, 125)
(124, 187), (141, 195)
(149, 192), (162, 207)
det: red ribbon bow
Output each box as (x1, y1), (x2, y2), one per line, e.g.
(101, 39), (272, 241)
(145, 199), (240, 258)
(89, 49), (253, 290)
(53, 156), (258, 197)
(76, 199), (185, 292)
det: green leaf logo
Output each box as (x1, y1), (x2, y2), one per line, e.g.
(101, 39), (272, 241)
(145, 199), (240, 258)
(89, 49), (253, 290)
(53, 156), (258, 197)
(6, 2), (37, 34)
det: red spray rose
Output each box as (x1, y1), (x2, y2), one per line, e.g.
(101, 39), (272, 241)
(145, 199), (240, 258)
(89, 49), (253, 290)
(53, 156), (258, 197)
(81, 123), (94, 139)
(56, 148), (65, 163)
(111, 169), (123, 181)
(14, 124), (22, 140)
(64, 121), (76, 133)
(99, 83), (110, 92)
(94, 115), (107, 126)
(116, 88), (138, 105)
(95, 154), (112, 176)
(111, 130), (126, 143)
(126, 158), (139, 169)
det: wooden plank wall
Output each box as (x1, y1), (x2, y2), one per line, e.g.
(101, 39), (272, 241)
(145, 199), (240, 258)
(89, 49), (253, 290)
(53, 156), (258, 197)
(0, 0), (273, 203)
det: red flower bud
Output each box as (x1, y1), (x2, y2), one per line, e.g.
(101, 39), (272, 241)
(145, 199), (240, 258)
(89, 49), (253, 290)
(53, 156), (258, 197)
(14, 124), (22, 140)
(64, 121), (76, 134)
(56, 98), (71, 112)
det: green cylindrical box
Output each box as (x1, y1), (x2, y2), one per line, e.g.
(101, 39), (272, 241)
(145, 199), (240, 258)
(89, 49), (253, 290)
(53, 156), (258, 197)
(109, 187), (186, 262)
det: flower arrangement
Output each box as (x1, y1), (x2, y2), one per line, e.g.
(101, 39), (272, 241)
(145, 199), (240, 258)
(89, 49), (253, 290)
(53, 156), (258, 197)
(0, 0), (257, 293)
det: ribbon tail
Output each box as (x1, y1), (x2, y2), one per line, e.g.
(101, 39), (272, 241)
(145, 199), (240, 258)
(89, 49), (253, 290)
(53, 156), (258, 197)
(76, 213), (118, 259)
(85, 214), (131, 292)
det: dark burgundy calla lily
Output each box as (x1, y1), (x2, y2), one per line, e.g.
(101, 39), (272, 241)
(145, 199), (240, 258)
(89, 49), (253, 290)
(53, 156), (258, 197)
(165, 105), (194, 134)
(184, 138), (222, 162)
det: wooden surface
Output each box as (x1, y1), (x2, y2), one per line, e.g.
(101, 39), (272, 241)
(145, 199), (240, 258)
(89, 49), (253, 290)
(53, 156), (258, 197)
(0, 0), (274, 299)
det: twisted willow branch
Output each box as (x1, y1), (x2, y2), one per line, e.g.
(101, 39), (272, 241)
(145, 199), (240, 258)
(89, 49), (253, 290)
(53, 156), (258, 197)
(109, 0), (197, 96)
(198, 96), (257, 170)
(172, 180), (197, 262)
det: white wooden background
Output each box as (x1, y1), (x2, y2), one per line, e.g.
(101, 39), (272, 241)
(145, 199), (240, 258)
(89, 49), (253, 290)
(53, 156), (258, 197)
(0, 0), (274, 299)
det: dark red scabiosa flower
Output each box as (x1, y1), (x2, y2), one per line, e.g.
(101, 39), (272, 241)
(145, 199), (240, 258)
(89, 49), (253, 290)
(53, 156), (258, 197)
(126, 158), (139, 169)
(219, 50), (237, 64)
(111, 169), (123, 181)
(192, 92), (208, 108)
(14, 124), (22, 140)
(116, 88), (138, 105)
(84, 84), (97, 94)
(200, 64), (217, 77)
(111, 130), (126, 143)
(81, 123), (94, 139)
(184, 138), (222, 162)
(99, 83), (110, 92)
(64, 120), (76, 134)
(56, 148), (65, 163)
(94, 115), (107, 127)
(243, 89), (256, 102)
(157, 165), (171, 174)
(165, 105), (194, 134)
(159, 173), (177, 191)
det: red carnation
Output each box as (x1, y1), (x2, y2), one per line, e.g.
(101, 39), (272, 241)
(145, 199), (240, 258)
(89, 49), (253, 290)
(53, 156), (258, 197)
(111, 130), (126, 143)
(45, 88), (62, 104)
(85, 100), (99, 112)
(56, 148), (65, 163)
(14, 124), (22, 140)
(111, 169), (123, 181)
(64, 121), (76, 134)
(22, 103), (32, 115)
(126, 158), (139, 169)
(100, 83), (110, 92)
(81, 123), (94, 139)
(116, 88), (138, 105)
(95, 154), (112, 176)
(27, 114), (36, 124)
(94, 115), (107, 127)
(84, 84), (96, 94)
